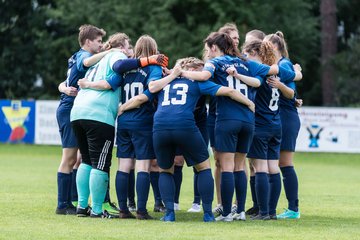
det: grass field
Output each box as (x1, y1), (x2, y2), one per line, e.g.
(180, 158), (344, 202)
(0, 144), (360, 240)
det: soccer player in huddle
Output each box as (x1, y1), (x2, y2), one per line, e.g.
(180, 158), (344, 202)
(265, 32), (302, 219)
(115, 35), (164, 220)
(55, 24), (108, 215)
(242, 38), (301, 220)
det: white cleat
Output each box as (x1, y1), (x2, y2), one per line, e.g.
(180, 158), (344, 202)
(174, 203), (180, 211)
(187, 203), (201, 213)
(212, 204), (223, 215)
(215, 213), (233, 222)
(232, 211), (246, 221)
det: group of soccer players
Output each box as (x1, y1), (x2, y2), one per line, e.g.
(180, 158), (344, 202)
(55, 22), (302, 222)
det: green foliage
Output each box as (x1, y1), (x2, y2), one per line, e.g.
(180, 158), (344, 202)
(334, 31), (360, 106)
(0, 0), (358, 106)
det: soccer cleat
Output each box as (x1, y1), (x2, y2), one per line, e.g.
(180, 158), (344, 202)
(231, 204), (238, 215)
(269, 214), (277, 220)
(154, 203), (166, 212)
(250, 214), (271, 220)
(232, 211), (246, 221)
(174, 203), (180, 211)
(212, 204), (223, 216)
(119, 210), (136, 219)
(76, 206), (91, 217)
(203, 212), (215, 222)
(215, 213), (233, 222)
(276, 209), (300, 219)
(90, 210), (119, 219)
(128, 201), (136, 212)
(72, 201), (78, 208)
(245, 207), (259, 216)
(136, 211), (154, 220)
(55, 205), (77, 215)
(102, 201), (120, 215)
(160, 211), (175, 222)
(187, 203), (201, 213)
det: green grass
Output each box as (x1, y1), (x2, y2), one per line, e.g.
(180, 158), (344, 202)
(0, 144), (360, 240)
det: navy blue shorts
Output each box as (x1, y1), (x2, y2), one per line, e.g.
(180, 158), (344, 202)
(116, 128), (155, 160)
(176, 120), (209, 156)
(280, 108), (300, 151)
(215, 120), (254, 153)
(153, 128), (209, 170)
(247, 125), (282, 160)
(56, 106), (77, 148)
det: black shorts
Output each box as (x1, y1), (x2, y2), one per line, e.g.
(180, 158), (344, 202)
(71, 119), (115, 173)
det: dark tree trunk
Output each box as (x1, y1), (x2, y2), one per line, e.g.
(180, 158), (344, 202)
(320, 0), (337, 105)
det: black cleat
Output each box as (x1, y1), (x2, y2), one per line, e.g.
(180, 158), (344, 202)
(55, 205), (76, 215)
(269, 214), (277, 220)
(153, 203), (165, 212)
(119, 210), (136, 219)
(251, 214), (271, 220)
(76, 206), (91, 217)
(245, 207), (259, 216)
(136, 210), (154, 220)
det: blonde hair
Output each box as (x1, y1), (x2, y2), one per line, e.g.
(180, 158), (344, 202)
(102, 32), (129, 50)
(245, 29), (266, 41)
(242, 39), (276, 66)
(134, 35), (158, 58)
(264, 31), (289, 58)
(218, 23), (239, 35)
(78, 24), (106, 47)
(176, 57), (204, 71)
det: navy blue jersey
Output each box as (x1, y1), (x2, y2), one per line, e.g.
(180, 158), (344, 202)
(204, 55), (269, 124)
(118, 65), (162, 129)
(254, 78), (281, 127)
(59, 49), (92, 109)
(153, 77), (221, 130)
(278, 57), (296, 110)
(194, 95), (207, 124)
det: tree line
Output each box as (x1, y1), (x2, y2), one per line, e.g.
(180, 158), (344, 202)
(1, 0), (359, 106)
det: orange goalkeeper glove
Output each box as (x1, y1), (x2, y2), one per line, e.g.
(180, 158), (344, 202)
(139, 54), (169, 68)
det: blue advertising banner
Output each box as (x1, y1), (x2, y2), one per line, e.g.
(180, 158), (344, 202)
(0, 100), (35, 143)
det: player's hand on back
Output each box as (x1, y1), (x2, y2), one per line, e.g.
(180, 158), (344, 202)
(295, 98), (303, 108)
(64, 86), (78, 96)
(266, 75), (281, 88)
(293, 63), (302, 72)
(226, 66), (238, 76)
(77, 78), (90, 89)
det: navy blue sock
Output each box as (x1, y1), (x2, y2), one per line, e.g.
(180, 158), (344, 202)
(115, 171), (129, 211)
(193, 168), (201, 204)
(173, 165), (183, 204)
(71, 169), (78, 202)
(136, 172), (150, 213)
(221, 172), (234, 216)
(150, 171), (162, 205)
(269, 173), (281, 215)
(250, 176), (258, 209)
(234, 171), (247, 213)
(159, 172), (175, 213)
(128, 169), (135, 204)
(57, 172), (71, 209)
(197, 169), (213, 214)
(281, 166), (299, 212)
(255, 172), (269, 216)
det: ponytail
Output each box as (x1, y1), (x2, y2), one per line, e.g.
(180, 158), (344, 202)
(264, 31), (289, 58)
(204, 32), (244, 60)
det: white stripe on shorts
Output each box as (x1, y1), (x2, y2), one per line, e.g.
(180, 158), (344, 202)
(98, 140), (111, 170)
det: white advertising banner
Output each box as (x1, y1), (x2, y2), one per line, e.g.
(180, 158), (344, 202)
(35, 100), (61, 145)
(296, 107), (360, 153)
